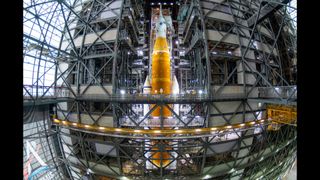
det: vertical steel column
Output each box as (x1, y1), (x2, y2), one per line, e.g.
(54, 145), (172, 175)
(56, 126), (74, 180)
(196, 0), (211, 94)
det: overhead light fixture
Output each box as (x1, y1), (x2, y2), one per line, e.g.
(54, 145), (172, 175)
(175, 40), (179, 45)
(212, 51), (217, 54)
(198, 90), (203, 94)
(175, 130), (183, 133)
(87, 168), (93, 174)
(151, 2), (154, 5)
(120, 177), (130, 180)
(227, 51), (232, 54)
(120, 89), (126, 94)
(163, 2), (167, 5)
(170, 3), (174, 5)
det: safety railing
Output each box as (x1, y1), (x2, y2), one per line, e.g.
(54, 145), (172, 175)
(23, 85), (71, 100)
(119, 115), (205, 127)
(258, 86), (297, 100)
(210, 50), (241, 57)
(267, 104), (297, 131)
(24, 86), (296, 103)
(76, 93), (246, 103)
(82, 48), (113, 58)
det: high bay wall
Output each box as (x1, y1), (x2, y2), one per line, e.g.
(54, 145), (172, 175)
(23, 0), (297, 179)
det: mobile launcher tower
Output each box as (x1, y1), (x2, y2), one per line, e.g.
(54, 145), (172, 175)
(24, 0), (297, 179)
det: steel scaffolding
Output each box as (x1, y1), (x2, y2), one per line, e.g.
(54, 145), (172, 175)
(23, 0), (297, 179)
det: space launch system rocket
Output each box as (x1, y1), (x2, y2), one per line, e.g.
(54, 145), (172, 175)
(149, 4), (172, 168)
(150, 4), (172, 117)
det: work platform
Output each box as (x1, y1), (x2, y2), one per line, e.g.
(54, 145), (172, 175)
(24, 85), (296, 105)
(24, 91), (296, 105)
(24, 94), (246, 106)
(23, 97), (74, 106)
(52, 102), (297, 138)
(53, 118), (269, 139)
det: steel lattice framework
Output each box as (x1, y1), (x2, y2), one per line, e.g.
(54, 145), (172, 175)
(23, 0), (297, 179)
